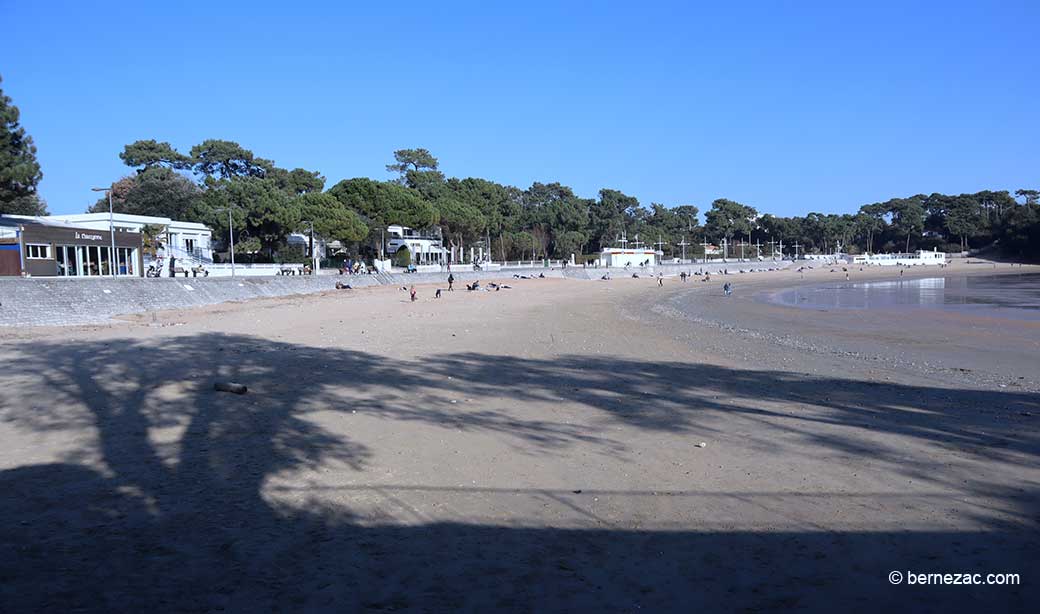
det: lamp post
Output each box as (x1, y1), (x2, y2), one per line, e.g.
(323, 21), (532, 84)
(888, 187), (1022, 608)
(91, 187), (118, 277)
(301, 220), (317, 273)
(213, 206), (238, 278)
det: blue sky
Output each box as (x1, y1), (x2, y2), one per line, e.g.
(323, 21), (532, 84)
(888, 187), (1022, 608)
(2, 0), (1037, 216)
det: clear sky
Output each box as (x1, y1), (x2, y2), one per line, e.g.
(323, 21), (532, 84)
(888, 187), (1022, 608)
(2, 0), (1037, 216)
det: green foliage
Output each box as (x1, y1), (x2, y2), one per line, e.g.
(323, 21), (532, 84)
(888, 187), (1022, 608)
(0, 75), (46, 215)
(522, 182), (590, 256)
(233, 236), (262, 255)
(190, 139), (269, 179)
(386, 148), (439, 174)
(553, 230), (586, 258)
(392, 246), (412, 267)
(276, 242), (308, 264)
(507, 231), (536, 259)
(295, 192), (368, 244)
(447, 178), (521, 235)
(199, 177), (300, 255)
(589, 188), (640, 250)
(269, 167), (326, 196)
(89, 167), (202, 219)
(435, 196), (486, 248)
(79, 137), (1039, 264)
(945, 196), (983, 251)
(705, 199), (757, 241)
(119, 140), (191, 170)
(327, 177), (437, 230)
(1015, 189), (1039, 206)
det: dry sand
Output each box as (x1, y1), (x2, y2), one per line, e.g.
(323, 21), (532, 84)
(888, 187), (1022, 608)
(0, 262), (1037, 612)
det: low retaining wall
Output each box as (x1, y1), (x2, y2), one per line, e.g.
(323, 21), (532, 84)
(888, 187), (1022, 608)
(0, 276), (375, 327)
(0, 268), (562, 327)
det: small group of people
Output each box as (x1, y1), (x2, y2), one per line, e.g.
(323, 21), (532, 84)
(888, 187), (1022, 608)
(339, 259), (366, 275)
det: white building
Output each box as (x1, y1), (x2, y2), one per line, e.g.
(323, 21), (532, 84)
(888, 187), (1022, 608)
(599, 247), (659, 268)
(286, 232), (328, 259)
(39, 213), (212, 262)
(386, 225), (449, 264)
(852, 250), (947, 266)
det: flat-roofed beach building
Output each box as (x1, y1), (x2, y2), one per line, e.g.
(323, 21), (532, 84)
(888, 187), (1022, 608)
(0, 215), (144, 277)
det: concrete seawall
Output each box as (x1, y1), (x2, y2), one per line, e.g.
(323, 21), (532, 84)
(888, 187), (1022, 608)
(0, 261), (789, 327)
(0, 270), (562, 327)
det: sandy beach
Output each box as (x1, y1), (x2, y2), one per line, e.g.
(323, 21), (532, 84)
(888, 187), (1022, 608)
(1, 263), (1037, 612)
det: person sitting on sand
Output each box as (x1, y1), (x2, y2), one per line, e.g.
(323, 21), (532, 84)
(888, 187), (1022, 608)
(409, 286), (417, 301)
(724, 282), (732, 296)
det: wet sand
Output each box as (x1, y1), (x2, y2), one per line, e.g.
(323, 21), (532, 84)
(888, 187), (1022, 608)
(0, 262), (1037, 612)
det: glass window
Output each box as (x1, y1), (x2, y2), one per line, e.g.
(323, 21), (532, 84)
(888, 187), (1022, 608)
(82, 246), (98, 276)
(62, 246), (79, 276)
(55, 245), (66, 274)
(115, 247), (136, 276)
(24, 244), (51, 259)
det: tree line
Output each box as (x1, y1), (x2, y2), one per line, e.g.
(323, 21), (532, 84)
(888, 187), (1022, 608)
(1, 76), (1037, 261)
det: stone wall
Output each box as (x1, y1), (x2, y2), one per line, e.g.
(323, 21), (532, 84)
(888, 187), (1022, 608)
(0, 269), (556, 327)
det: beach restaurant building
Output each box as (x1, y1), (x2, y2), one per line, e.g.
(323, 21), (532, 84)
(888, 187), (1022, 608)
(598, 247), (660, 268)
(0, 216), (144, 277)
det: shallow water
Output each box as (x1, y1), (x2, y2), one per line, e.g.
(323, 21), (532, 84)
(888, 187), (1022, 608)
(774, 273), (1040, 320)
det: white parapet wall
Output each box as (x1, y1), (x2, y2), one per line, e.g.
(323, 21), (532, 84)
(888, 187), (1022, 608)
(851, 250), (947, 266)
(200, 263), (311, 277)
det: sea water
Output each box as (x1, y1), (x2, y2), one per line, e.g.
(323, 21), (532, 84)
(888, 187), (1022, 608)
(774, 273), (1040, 321)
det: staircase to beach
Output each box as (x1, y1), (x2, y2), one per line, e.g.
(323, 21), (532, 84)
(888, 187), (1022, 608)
(146, 245), (214, 275)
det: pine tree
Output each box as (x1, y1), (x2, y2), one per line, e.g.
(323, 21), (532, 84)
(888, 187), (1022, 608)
(0, 75), (46, 215)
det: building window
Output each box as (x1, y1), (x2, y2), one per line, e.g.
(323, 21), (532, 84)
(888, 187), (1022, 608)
(25, 244), (51, 259)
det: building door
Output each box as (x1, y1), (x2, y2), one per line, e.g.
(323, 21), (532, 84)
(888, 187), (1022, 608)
(77, 246), (89, 276)
(58, 245), (79, 276)
(0, 244), (20, 276)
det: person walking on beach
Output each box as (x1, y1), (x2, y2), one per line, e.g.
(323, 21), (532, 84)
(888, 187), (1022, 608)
(658, 275), (664, 287)
(409, 286), (417, 302)
(448, 273), (455, 291)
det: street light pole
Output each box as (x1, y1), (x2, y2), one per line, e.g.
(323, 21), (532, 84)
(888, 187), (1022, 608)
(213, 206), (237, 278)
(228, 209), (236, 278)
(301, 220), (316, 273)
(91, 187), (117, 277)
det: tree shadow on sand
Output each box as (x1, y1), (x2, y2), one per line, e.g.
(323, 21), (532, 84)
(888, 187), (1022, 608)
(0, 333), (1036, 612)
